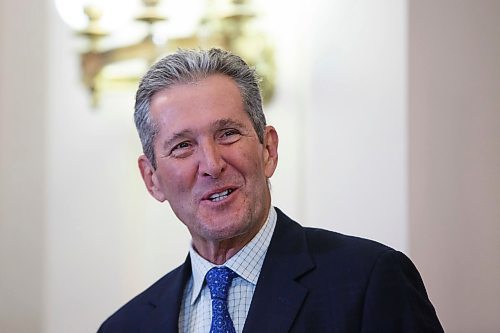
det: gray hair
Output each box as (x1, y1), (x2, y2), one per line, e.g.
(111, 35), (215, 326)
(134, 48), (266, 168)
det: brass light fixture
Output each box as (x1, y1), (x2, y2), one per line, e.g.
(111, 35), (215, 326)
(56, 0), (275, 107)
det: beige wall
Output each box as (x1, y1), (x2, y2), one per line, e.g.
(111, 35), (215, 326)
(0, 0), (47, 332)
(409, 1), (500, 332)
(305, 0), (409, 252)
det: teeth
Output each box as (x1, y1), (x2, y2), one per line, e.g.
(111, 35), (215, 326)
(209, 189), (233, 202)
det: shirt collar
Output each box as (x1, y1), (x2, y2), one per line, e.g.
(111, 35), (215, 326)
(188, 206), (277, 305)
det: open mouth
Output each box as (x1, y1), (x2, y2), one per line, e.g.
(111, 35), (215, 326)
(208, 189), (234, 202)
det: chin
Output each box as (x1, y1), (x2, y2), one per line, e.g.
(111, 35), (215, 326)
(198, 217), (253, 242)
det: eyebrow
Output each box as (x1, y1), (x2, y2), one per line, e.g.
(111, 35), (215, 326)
(162, 129), (194, 151)
(211, 118), (247, 131)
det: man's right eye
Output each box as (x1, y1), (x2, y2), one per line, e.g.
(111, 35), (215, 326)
(170, 141), (192, 157)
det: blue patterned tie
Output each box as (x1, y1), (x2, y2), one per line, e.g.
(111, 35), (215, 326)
(205, 266), (238, 333)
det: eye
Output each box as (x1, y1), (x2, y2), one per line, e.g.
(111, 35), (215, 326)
(174, 141), (190, 149)
(219, 128), (241, 143)
(170, 141), (193, 157)
(223, 129), (239, 137)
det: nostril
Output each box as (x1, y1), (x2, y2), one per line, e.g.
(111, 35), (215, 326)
(202, 161), (226, 178)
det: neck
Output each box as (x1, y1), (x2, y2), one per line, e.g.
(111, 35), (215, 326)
(191, 217), (268, 265)
(193, 241), (244, 265)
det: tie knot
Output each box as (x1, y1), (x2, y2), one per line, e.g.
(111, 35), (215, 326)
(206, 266), (237, 300)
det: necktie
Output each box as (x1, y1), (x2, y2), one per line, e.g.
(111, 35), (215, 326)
(205, 266), (238, 333)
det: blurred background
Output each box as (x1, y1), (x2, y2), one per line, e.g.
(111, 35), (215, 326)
(1, 0), (499, 332)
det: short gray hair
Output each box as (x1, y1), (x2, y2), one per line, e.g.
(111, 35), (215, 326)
(134, 48), (266, 168)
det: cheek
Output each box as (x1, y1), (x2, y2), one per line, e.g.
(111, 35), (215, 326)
(232, 145), (260, 168)
(157, 162), (196, 196)
(237, 147), (268, 180)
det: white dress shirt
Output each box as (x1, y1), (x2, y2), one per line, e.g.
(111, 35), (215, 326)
(178, 207), (277, 333)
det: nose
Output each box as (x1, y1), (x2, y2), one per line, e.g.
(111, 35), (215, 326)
(198, 139), (226, 178)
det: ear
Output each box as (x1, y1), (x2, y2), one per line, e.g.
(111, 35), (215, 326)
(138, 155), (167, 202)
(262, 126), (279, 178)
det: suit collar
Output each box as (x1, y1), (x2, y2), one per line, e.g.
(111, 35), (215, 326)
(243, 208), (315, 332)
(140, 255), (192, 333)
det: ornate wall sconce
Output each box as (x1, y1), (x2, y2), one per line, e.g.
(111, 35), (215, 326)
(55, 0), (275, 107)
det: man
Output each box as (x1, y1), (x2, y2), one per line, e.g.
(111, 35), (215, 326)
(99, 48), (443, 332)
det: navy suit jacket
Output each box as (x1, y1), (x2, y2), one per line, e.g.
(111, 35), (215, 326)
(98, 208), (443, 332)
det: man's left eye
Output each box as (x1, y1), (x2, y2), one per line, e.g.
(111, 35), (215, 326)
(219, 129), (241, 142)
(223, 129), (238, 136)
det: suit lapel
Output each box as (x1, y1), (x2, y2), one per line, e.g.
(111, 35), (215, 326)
(243, 209), (315, 332)
(141, 256), (192, 333)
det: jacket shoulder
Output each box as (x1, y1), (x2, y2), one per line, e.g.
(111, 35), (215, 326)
(274, 207), (398, 283)
(98, 262), (187, 332)
(304, 226), (393, 259)
(275, 207), (393, 263)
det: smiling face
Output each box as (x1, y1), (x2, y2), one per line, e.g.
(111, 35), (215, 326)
(138, 74), (278, 256)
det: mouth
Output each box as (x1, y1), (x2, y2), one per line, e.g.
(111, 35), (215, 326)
(206, 188), (235, 202)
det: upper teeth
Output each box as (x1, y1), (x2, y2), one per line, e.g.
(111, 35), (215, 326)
(209, 189), (232, 201)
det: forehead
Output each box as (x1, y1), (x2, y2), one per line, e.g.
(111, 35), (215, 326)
(149, 74), (250, 132)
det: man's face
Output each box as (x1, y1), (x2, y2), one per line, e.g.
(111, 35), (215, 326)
(138, 74), (279, 248)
